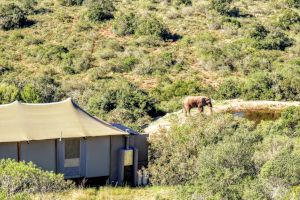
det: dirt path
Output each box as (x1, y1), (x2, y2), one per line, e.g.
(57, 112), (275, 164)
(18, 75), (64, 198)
(144, 99), (300, 135)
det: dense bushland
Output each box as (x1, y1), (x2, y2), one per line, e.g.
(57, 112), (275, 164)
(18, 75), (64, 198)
(0, 159), (74, 198)
(0, 0), (299, 129)
(149, 107), (300, 199)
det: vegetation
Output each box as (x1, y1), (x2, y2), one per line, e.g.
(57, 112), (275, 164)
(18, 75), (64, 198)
(0, 0), (299, 128)
(85, 0), (115, 22)
(0, 3), (28, 30)
(32, 186), (177, 200)
(0, 159), (74, 198)
(149, 107), (300, 199)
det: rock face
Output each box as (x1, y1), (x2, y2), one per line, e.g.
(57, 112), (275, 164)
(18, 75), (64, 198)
(143, 99), (300, 135)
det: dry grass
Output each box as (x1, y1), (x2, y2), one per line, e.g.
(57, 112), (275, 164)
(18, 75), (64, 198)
(32, 186), (177, 200)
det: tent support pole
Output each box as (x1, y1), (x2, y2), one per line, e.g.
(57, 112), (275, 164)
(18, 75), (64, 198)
(17, 142), (20, 162)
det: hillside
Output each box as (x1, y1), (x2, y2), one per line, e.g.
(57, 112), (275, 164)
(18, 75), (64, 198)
(0, 0), (299, 130)
(144, 99), (300, 134)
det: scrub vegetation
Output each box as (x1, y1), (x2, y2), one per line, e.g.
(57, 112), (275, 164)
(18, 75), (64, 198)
(0, 159), (74, 199)
(0, 0), (299, 130)
(0, 0), (299, 198)
(149, 106), (300, 199)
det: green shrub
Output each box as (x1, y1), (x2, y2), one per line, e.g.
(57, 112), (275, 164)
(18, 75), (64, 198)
(269, 106), (300, 137)
(237, 65), (300, 101)
(259, 31), (293, 50)
(112, 12), (137, 36)
(0, 83), (19, 104)
(210, 0), (233, 15)
(0, 3), (28, 30)
(87, 80), (158, 129)
(283, 185), (300, 200)
(241, 72), (275, 100)
(110, 56), (138, 73)
(86, 0), (115, 22)
(20, 83), (43, 103)
(249, 23), (269, 40)
(276, 9), (300, 30)
(59, 0), (84, 6)
(0, 159), (74, 195)
(215, 78), (241, 99)
(20, 76), (64, 103)
(260, 152), (300, 186)
(149, 114), (257, 186)
(286, 0), (300, 8)
(149, 107), (300, 199)
(135, 15), (169, 39)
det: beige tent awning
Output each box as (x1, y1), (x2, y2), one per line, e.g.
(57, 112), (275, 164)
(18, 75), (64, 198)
(0, 98), (127, 142)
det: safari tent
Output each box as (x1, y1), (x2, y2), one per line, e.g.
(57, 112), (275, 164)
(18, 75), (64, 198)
(0, 98), (143, 185)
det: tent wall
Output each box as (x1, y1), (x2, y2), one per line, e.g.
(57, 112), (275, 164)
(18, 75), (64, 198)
(85, 136), (110, 178)
(20, 140), (56, 172)
(133, 134), (149, 167)
(0, 142), (18, 160)
(110, 135), (125, 182)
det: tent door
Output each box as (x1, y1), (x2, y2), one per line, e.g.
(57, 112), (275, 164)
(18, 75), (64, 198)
(64, 138), (81, 178)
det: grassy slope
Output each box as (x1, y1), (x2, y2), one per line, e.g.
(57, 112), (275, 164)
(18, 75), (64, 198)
(0, 0), (285, 87)
(0, 0), (299, 125)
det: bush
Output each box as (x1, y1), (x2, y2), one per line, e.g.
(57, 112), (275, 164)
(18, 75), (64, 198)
(110, 56), (138, 73)
(215, 78), (241, 99)
(135, 15), (169, 39)
(241, 72), (275, 100)
(286, 0), (300, 8)
(149, 106), (300, 199)
(86, 0), (115, 22)
(0, 3), (28, 30)
(210, 0), (233, 15)
(0, 159), (74, 195)
(87, 80), (158, 129)
(149, 114), (257, 186)
(259, 31), (293, 50)
(260, 152), (300, 186)
(20, 83), (43, 103)
(112, 12), (137, 36)
(249, 23), (269, 40)
(276, 9), (300, 30)
(59, 0), (84, 6)
(20, 76), (64, 103)
(0, 83), (19, 104)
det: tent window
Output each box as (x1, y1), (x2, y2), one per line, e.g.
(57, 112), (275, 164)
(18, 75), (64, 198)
(64, 138), (80, 167)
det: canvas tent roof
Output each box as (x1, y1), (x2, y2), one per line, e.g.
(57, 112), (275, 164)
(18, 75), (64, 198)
(0, 98), (127, 143)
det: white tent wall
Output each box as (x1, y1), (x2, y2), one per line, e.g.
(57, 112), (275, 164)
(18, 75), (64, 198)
(0, 142), (18, 160)
(20, 140), (56, 172)
(85, 136), (110, 178)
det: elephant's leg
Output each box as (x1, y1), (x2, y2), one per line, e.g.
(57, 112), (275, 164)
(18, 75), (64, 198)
(183, 106), (188, 116)
(198, 106), (204, 113)
(187, 107), (191, 116)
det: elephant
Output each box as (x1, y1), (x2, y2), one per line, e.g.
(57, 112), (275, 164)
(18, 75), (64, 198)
(183, 96), (213, 116)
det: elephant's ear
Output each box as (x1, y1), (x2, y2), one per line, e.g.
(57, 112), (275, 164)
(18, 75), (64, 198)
(202, 98), (206, 105)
